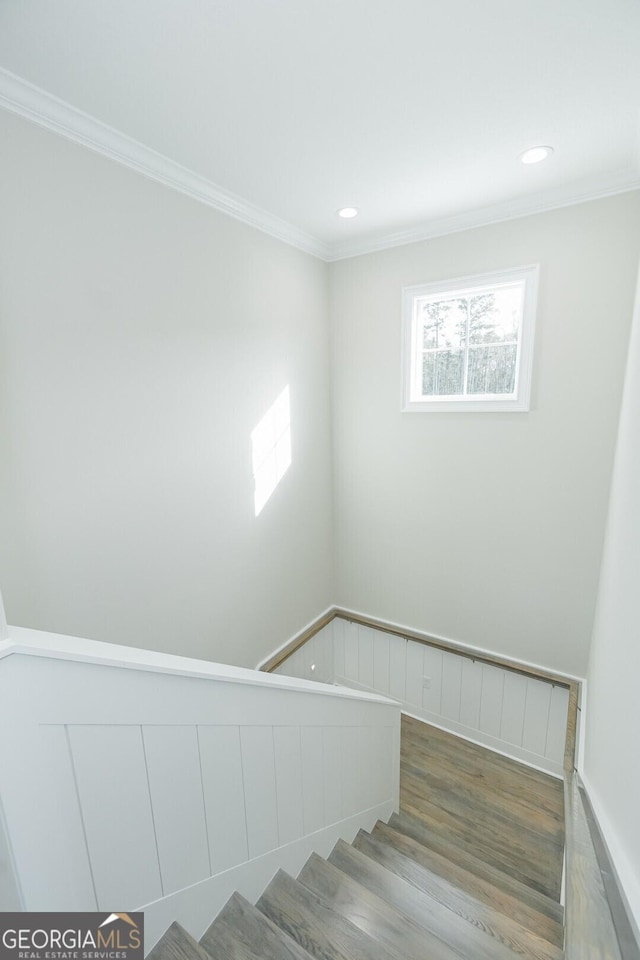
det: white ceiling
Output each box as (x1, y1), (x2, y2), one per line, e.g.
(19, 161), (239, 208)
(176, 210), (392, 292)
(1, 0), (639, 259)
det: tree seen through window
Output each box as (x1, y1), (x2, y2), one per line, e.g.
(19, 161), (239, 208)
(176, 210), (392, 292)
(420, 286), (521, 398)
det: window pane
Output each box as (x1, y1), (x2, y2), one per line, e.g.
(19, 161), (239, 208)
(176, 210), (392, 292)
(467, 343), (518, 395)
(423, 349), (464, 396)
(421, 297), (467, 349)
(468, 286), (522, 345)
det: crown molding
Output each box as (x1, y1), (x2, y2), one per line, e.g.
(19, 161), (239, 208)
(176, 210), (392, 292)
(0, 67), (331, 261)
(2, 67), (640, 265)
(328, 174), (640, 261)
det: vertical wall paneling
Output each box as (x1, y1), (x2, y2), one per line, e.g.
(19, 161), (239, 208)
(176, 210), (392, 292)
(357, 726), (373, 810)
(300, 727), (325, 835)
(373, 630), (390, 694)
(479, 664), (505, 738)
(388, 635), (407, 702)
(440, 652), (463, 722)
(198, 725), (249, 873)
(316, 625), (334, 682)
(422, 645), (444, 714)
(357, 625), (375, 689)
(344, 621), (359, 681)
(68, 725), (163, 909)
(522, 678), (553, 756)
(371, 725), (393, 804)
(0, 797), (21, 911)
(36, 725), (97, 910)
(405, 640), (424, 708)
(322, 725), (343, 824)
(332, 619), (346, 680)
(273, 727), (304, 845)
(310, 633), (323, 679)
(273, 616), (572, 776)
(459, 658), (483, 729)
(340, 725), (360, 818)
(500, 672), (528, 746)
(545, 686), (570, 764)
(299, 638), (313, 680)
(239, 727), (279, 859)
(142, 725), (210, 895)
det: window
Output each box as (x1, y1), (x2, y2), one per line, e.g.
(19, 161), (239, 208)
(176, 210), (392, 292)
(402, 265), (538, 412)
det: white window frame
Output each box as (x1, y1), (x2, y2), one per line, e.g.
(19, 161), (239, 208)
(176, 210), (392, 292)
(401, 264), (539, 413)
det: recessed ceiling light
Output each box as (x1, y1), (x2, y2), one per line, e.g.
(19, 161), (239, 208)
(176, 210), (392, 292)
(338, 207), (358, 218)
(520, 146), (554, 165)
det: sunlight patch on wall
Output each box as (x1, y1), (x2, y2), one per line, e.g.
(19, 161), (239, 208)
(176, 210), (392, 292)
(251, 386), (291, 516)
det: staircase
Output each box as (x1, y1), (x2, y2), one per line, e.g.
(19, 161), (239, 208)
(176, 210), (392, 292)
(148, 715), (566, 960)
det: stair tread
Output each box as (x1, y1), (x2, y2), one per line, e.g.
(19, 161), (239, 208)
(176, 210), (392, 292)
(394, 796), (562, 900)
(356, 828), (564, 953)
(257, 867), (405, 960)
(298, 851), (464, 960)
(386, 812), (563, 922)
(370, 821), (563, 945)
(147, 923), (211, 960)
(201, 891), (314, 960)
(329, 837), (563, 960)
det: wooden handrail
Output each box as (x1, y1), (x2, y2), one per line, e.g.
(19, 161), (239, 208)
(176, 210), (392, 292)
(261, 606), (581, 771)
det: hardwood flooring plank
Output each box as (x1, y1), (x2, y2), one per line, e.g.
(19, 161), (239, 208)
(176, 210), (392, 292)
(329, 838), (562, 960)
(380, 816), (563, 923)
(400, 764), (564, 853)
(201, 892), (315, 960)
(257, 868), (404, 960)
(346, 834), (565, 960)
(366, 823), (563, 946)
(401, 716), (563, 812)
(400, 733), (564, 824)
(147, 923), (211, 960)
(298, 852), (464, 960)
(398, 790), (562, 899)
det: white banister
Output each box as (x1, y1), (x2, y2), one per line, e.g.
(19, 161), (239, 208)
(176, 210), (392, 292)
(0, 621), (401, 953)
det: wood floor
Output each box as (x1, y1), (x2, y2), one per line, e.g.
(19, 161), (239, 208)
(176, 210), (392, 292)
(149, 715), (566, 960)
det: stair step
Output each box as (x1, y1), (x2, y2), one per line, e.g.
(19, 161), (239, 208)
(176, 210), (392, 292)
(200, 891), (314, 960)
(257, 867), (404, 960)
(385, 813), (563, 923)
(329, 838), (563, 960)
(147, 923), (211, 960)
(369, 821), (563, 946)
(394, 796), (562, 901)
(298, 852), (463, 960)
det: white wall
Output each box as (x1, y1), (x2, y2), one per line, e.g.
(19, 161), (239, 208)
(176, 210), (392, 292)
(329, 193), (640, 676)
(582, 263), (640, 933)
(0, 110), (334, 667)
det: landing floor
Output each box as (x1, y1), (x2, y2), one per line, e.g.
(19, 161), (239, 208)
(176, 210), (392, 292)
(400, 714), (565, 901)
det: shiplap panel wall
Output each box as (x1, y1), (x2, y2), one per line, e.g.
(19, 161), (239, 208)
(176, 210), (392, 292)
(64, 718), (395, 905)
(276, 617), (570, 777)
(0, 648), (400, 949)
